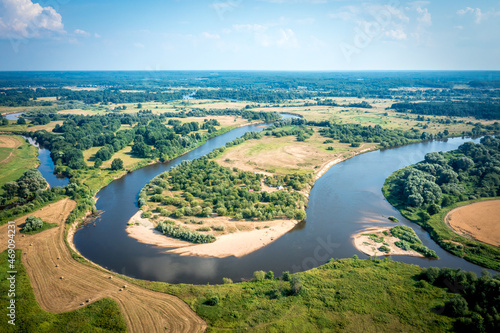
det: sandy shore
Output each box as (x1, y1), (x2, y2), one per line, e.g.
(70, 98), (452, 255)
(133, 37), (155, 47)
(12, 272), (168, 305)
(352, 227), (424, 257)
(126, 211), (192, 248)
(314, 147), (374, 181)
(126, 211), (298, 258)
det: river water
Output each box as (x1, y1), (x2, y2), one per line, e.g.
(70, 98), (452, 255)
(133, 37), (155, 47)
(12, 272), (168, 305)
(71, 119), (494, 284)
(24, 137), (69, 188)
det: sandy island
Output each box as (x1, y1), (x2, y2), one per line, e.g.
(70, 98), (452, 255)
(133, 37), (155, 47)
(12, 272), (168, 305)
(353, 227), (424, 258)
(126, 211), (298, 258)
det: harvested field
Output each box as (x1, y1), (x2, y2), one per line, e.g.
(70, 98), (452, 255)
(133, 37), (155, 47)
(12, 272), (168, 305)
(446, 200), (500, 246)
(0, 199), (207, 333)
(0, 135), (21, 149)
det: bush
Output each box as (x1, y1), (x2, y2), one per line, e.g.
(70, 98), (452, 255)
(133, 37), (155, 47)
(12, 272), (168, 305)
(265, 271), (274, 280)
(282, 271), (291, 281)
(378, 245), (390, 253)
(253, 270), (266, 281)
(395, 240), (411, 251)
(290, 276), (303, 295)
(156, 222), (215, 244)
(211, 225), (225, 231)
(222, 277), (233, 284)
(444, 294), (468, 317)
(410, 244), (438, 258)
(22, 216), (43, 232)
(204, 295), (219, 306)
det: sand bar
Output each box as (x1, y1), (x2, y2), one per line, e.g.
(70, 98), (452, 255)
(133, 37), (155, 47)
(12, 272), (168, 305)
(352, 226), (424, 257)
(126, 210), (298, 258)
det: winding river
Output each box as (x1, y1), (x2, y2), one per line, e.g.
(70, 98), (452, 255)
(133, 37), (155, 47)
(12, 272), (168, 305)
(70, 117), (495, 284)
(25, 137), (69, 188)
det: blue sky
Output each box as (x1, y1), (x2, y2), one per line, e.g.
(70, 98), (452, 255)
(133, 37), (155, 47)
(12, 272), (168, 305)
(0, 0), (499, 70)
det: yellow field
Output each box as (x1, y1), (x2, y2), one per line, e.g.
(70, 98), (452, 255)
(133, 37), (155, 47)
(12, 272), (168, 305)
(57, 109), (106, 116)
(175, 115), (250, 127)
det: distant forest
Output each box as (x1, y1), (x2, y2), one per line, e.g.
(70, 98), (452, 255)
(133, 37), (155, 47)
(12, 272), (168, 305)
(390, 102), (500, 120)
(1, 71), (500, 105)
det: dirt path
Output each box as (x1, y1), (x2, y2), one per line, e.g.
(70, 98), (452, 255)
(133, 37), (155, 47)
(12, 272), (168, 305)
(445, 200), (500, 247)
(0, 199), (207, 333)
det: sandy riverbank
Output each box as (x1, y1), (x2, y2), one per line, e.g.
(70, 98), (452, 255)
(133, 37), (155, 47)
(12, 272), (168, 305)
(126, 211), (299, 258)
(352, 227), (424, 258)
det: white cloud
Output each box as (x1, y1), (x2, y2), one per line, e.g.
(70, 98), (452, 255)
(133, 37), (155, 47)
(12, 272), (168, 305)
(385, 28), (407, 40)
(416, 7), (432, 26)
(329, 6), (359, 21)
(259, 0), (327, 3)
(74, 29), (89, 37)
(94, 33), (101, 38)
(276, 28), (298, 47)
(0, 0), (65, 39)
(134, 42), (145, 48)
(232, 23), (268, 33)
(202, 32), (220, 39)
(456, 7), (494, 24)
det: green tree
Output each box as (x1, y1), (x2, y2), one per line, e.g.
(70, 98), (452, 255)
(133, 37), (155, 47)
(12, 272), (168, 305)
(22, 216), (43, 232)
(253, 270), (266, 281)
(94, 158), (103, 168)
(17, 117), (26, 125)
(111, 158), (124, 170)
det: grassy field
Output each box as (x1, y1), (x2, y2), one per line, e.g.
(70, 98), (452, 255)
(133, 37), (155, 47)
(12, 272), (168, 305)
(0, 135), (39, 195)
(0, 250), (127, 333)
(253, 99), (492, 137)
(216, 130), (377, 176)
(132, 258), (454, 332)
(82, 145), (147, 169)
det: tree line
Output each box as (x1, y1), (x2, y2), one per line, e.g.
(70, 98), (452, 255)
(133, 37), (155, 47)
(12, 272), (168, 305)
(390, 102), (500, 120)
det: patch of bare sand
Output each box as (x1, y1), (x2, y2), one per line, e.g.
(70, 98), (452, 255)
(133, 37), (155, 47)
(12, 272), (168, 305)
(352, 227), (424, 257)
(168, 220), (298, 258)
(126, 211), (192, 248)
(125, 210), (298, 258)
(446, 200), (500, 247)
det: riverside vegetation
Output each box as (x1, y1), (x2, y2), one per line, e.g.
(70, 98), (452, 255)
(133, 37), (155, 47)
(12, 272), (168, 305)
(383, 136), (500, 270)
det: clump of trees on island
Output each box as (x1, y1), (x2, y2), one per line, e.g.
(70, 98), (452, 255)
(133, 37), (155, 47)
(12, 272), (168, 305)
(155, 221), (216, 244)
(140, 157), (307, 222)
(390, 225), (437, 258)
